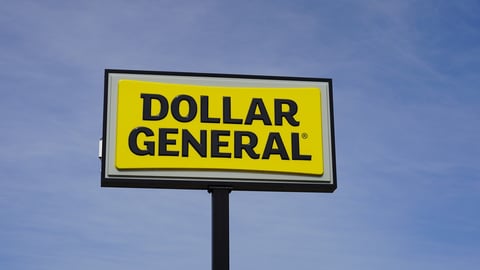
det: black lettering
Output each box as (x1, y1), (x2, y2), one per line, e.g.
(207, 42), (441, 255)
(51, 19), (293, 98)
(171, 95), (197, 122)
(262, 132), (289, 160)
(159, 128), (179, 156)
(182, 129), (207, 157)
(291, 133), (311, 160)
(245, 98), (272, 125)
(274, 99), (299, 126)
(223, 96), (242, 124)
(211, 130), (231, 158)
(128, 127), (155, 155)
(234, 131), (260, 159)
(200, 96), (220, 123)
(141, 94), (168, 120)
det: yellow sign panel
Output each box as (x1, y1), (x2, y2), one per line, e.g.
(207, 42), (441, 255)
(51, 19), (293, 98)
(115, 80), (324, 175)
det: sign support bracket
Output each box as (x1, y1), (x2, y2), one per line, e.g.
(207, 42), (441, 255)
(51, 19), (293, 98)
(208, 186), (232, 270)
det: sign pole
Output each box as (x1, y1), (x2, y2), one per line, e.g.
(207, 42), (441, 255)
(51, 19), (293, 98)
(209, 186), (232, 270)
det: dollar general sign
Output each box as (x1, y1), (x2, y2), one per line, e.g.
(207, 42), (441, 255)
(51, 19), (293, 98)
(101, 70), (336, 192)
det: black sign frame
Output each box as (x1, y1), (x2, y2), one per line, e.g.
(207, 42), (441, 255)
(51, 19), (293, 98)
(101, 69), (336, 193)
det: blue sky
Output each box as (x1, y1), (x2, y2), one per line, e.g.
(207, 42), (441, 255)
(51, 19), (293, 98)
(1, 0), (479, 269)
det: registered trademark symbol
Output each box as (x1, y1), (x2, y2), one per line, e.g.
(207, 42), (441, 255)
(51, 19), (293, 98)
(301, 133), (308, 139)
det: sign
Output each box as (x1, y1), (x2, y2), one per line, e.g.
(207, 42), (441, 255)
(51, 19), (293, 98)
(101, 69), (336, 192)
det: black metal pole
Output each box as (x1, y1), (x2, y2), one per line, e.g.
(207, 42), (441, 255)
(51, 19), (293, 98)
(209, 187), (231, 270)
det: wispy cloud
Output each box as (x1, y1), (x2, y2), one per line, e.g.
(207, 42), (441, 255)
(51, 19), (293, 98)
(1, 0), (479, 269)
